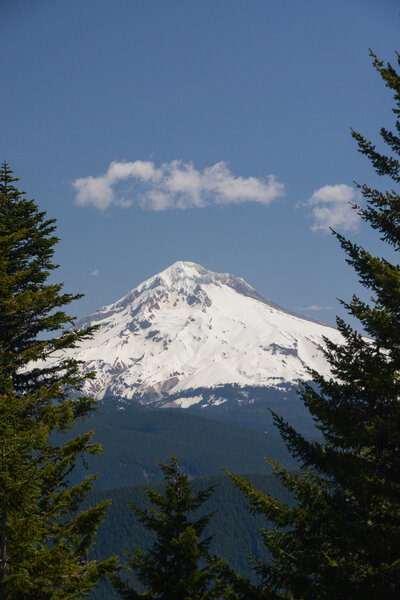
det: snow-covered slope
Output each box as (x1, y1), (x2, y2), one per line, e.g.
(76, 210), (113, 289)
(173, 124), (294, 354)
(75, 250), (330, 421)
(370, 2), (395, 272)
(55, 261), (342, 405)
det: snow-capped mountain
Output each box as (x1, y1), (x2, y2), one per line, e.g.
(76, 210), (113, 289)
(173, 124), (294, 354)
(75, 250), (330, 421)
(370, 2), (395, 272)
(56, 261), (342, 407)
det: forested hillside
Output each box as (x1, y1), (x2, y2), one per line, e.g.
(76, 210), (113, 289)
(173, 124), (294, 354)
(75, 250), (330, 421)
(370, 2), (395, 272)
(67, 401), (298, 490)
(86, 473), (292, 600)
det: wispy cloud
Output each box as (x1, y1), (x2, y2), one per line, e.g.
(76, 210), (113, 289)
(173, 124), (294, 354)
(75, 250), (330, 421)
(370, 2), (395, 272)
(73, 160), (285, 211)
(296, 304), (333, 311)
(299, 184), (362, 232)
(91, 269), (99, 277)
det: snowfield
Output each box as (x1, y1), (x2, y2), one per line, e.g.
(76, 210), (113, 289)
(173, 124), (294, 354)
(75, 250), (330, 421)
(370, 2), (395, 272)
(43, 261), (343, 405)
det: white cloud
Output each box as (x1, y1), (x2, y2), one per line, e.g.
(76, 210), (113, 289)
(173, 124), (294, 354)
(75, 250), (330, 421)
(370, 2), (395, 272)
(299, 184), (362, 232)
(296, 304), (333, 311)
(73, 160), (285, 211)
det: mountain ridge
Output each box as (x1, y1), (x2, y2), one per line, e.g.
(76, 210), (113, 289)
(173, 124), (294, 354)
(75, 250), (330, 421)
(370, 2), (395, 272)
(45, 261), (342, 405)
(77, 261), (330, 329)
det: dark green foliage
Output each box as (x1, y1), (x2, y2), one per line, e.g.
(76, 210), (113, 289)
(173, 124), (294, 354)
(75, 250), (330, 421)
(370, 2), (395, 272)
(112, 457), (231, 600)
(228, 52), (400, 599)
(0, 163), (116, 599)
(85, 473), (292, 600)
(66, 400), (297, 490)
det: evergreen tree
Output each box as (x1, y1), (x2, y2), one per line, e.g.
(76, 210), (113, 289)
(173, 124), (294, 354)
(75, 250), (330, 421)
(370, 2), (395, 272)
(228, 51), (400, 600)
(0, 162), (117, 599)
(113, 456), (228, 600)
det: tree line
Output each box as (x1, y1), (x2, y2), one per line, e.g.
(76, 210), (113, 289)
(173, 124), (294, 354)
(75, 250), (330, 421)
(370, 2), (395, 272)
(1, 51), (399, 599)
(85, 471), (292, 600)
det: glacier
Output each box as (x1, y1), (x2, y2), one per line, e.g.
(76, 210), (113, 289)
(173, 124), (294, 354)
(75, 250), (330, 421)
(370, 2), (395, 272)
(44, 261), (343, 407)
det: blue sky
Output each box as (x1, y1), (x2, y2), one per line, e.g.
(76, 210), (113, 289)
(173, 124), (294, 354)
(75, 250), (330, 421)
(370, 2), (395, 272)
(1, 0), (399, 327)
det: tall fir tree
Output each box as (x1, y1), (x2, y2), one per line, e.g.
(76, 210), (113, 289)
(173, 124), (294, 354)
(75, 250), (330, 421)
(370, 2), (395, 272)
(228, 51), (400, 600)
(113, 456), (229, 600)
(0, 163), (117, 599)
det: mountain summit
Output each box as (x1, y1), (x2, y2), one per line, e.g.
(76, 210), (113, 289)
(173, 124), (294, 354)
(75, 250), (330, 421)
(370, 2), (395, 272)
(60, 261), (342, 405)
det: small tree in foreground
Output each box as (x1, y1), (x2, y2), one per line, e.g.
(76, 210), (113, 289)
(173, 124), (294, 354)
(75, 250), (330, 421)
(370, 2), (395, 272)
(0, 163), (117, 599)
(113, 456), (229, 600)
(228, 51), (400, 600)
